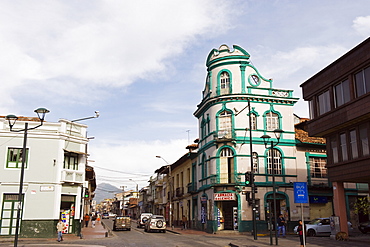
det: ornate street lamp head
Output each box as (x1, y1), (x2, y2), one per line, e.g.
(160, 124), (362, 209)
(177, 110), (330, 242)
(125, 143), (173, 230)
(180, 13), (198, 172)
(5, 114), (18, 130)
(34, 107), (50, 122)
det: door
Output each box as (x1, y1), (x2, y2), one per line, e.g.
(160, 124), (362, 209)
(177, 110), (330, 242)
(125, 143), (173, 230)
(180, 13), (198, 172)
(0, 194), (23, 236)
(317, 218), (331, 235)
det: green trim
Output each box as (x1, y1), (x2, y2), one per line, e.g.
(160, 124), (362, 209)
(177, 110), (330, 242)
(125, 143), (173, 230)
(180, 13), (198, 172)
(6, 147), (29, 169)
(240, 65), (246, 93)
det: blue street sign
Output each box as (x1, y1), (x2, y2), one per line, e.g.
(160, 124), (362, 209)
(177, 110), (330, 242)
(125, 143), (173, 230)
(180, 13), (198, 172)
(294, 182), (308, 203)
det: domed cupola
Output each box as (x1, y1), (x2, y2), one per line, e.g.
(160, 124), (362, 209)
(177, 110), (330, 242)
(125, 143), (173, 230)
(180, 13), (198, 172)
(201, 44), (272, 100)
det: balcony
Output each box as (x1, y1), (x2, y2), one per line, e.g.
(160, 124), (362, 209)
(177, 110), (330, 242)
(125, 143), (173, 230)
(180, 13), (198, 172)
(175, 187), (184, 197)
(215, 129), (234, 142)
(187, 183), (196, 194)
(61, 170), (84, 184)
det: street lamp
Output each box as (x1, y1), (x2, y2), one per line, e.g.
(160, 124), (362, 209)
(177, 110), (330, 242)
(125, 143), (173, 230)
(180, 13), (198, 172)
(235, 98), (257, 240)
(6, 108), (50, 247)
(156, 155), (172, 228)
(261, 129), (283, 246)
(129, 179), (139, 196)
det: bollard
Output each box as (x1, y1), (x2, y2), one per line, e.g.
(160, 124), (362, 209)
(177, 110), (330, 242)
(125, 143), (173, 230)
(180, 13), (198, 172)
(105, 231), (108, 238)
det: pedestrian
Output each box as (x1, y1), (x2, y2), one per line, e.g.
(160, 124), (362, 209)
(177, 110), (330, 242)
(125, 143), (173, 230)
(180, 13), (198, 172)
(297, 220), (305, 247)
(277, 214), (286, 237)
(84, 214), (90, 227)
(181, 215), (187, 230)
(97, 214), (101, 224)
(56, 219), (65, 242)
(91, 214), (97, 228)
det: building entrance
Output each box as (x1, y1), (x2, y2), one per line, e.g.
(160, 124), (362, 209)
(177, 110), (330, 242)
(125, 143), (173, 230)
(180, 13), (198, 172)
(217, 201), (238, 230)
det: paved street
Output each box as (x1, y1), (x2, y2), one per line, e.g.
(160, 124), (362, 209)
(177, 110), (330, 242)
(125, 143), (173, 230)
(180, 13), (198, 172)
(0, 219), (369, 247)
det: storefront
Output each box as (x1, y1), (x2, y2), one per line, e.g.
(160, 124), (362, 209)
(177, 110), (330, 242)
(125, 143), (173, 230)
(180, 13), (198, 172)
(214, 192), (238, 231)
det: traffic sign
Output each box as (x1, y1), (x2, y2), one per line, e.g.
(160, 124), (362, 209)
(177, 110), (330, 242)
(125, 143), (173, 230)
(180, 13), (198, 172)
(294, 182), (308, 203)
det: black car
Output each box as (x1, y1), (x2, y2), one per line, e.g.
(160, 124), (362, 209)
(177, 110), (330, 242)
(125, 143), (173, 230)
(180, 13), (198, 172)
(359, 221), (370, 234)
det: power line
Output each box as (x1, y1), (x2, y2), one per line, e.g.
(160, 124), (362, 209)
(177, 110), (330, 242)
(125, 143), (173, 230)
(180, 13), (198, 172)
(92, 165), (151, 177)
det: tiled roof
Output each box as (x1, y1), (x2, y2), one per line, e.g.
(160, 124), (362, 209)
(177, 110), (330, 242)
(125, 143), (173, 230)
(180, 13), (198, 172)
(295, 125), (326, 144)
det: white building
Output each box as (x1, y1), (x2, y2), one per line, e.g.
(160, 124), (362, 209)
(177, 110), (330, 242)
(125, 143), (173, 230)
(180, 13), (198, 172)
(0, 116), (89, 238)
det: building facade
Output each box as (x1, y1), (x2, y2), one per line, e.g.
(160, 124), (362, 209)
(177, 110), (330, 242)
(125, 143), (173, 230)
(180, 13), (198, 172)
(192, 44), (305, 233)
(0, 117), (90, 238)
(300, 37), (370, 234)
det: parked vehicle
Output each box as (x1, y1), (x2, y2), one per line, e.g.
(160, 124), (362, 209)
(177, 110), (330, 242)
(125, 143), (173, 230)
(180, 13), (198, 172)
(306, 218), (331, 236)
(137, 213), (152, 228)
(102, 213), (110, 219)
(113, 216), (131, 231)
(144, 215), (166, 233)
(359, 221), (370, 234)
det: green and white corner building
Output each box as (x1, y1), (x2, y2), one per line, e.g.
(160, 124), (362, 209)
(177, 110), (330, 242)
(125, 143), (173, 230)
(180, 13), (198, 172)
(192, 44), (328, 233)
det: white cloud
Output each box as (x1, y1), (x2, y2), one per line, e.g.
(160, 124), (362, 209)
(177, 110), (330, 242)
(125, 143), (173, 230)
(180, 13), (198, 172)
(89, 138), (191, 188)
(353, 15), (370, 37)
(0, 0), (235, 108)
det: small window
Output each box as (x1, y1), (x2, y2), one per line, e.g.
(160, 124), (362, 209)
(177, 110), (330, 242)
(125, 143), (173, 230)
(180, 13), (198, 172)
(318, 90), (331, 115)
(355, 66), (370, 97)
(331, 138), (338, 163)
(350, 130), (358, 159)
(359, 124), (369, 156)
(64, 152), (79, 170)
(334, 79), (350, 107)
(220, 71), (230, 95)
(310, 157), (327, 178)
(266, 112), (279, 131)
(251, 113), (257, 130)
(7, 148), (29, 168)
(252, 152), (258, 173)
(340, 133), (348, 162)
(267, 149), (282, 175)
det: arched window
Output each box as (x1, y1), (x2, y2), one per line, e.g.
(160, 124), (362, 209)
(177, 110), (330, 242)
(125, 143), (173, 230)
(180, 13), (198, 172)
(266, 111), (279, 131)
(219, 148), (235, 183)
(220, 71), (230, 95)
(218, 110), (232, 138)
(267, 148), (282, 175)
(252, 152), (258, 173)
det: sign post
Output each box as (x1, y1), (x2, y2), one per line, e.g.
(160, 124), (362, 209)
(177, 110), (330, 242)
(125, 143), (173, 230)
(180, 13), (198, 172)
(294, 182), (308, 247)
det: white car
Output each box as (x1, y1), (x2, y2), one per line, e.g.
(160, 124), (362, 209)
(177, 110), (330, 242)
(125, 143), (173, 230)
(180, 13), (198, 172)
(306, 218), (331, 236)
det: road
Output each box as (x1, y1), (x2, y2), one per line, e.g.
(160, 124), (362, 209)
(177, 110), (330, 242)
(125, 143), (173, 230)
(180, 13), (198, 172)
(0, 219), (369, 247)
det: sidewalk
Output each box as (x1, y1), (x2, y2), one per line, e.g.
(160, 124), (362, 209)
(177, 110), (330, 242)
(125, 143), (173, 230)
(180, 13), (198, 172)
(167, 226), (370, 247)
(0, 221), (109, 244)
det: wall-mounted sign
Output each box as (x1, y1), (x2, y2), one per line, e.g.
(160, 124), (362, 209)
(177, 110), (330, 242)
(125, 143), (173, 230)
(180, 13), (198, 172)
(214, 193), (236, 201)
(40, 186), (55, 192)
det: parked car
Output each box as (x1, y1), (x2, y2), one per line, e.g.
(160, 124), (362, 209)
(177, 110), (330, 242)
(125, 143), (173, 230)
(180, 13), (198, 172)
(137, 213), (152, 228)
(306, 218), (331, 236)
(144, 215), (166, 233)
(108, 212), (116, 218)
(113, 216), (131, 231)
(102, 213), (110, 219)
(359, 221), (370, 234)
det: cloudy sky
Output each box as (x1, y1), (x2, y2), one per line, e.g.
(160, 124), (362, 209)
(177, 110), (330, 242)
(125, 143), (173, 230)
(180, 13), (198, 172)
(1, 0), (370, 191)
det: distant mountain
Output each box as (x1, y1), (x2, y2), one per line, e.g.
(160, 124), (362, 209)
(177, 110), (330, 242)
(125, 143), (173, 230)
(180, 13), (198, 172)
(94, 183), (122, 203)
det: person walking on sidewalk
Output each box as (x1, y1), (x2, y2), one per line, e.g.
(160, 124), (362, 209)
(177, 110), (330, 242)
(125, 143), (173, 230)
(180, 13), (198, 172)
(84, 214), (90, 227)
(91, 214), (97, 228)
(277, 214), (286, 238)
(56, 219), (65, 242)
(181, 215), (187, 230)
(297, 220), (306, 247)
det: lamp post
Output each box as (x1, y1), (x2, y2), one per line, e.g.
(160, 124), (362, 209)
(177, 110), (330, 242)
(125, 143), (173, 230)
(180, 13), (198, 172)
(6, 108), (50, 247)
(261, 129), (283, 246)
(155, 155), (172, 228)
(235, 98), (257, 240)
(129, 179), (139, 218)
